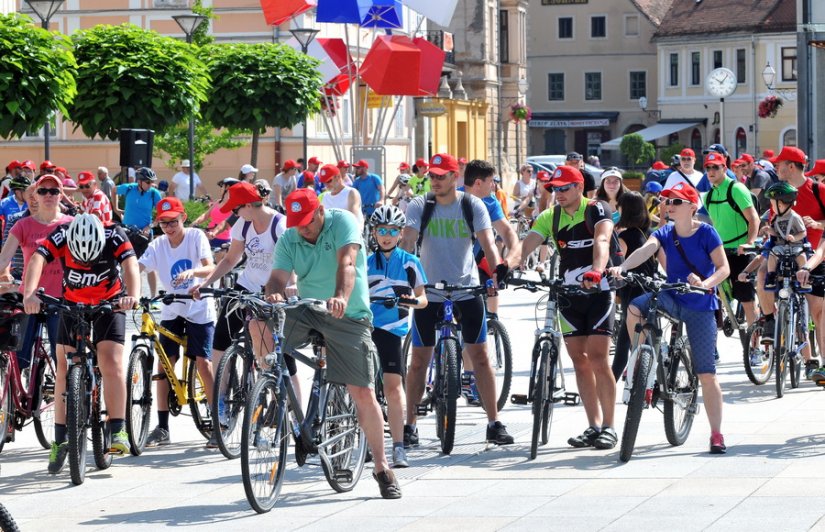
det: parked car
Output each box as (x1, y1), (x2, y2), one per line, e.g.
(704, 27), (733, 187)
(526, 155), (620, 188)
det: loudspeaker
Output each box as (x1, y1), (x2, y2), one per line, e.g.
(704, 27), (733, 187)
(119, 129), (154, 168)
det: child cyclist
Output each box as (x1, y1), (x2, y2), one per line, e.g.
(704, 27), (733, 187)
(367, 205), (427, 468)
(22, 213), (140, 472)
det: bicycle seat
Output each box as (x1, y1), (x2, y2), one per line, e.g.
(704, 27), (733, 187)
(306, 329), (326, 347)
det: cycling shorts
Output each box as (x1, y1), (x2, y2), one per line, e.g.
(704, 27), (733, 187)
(371, 327), (405, 376)
(559, 291), (614, 337)
(128, 231), (152, 259)
(159, 317), (215, 360)
(57, 310), (126, 347)
(411, 296), (487, 347)
(725, 249), (755, 303)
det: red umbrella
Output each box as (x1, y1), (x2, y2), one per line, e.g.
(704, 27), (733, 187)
(259, 0), (315, 26)
(412, 37), (446, 96)
(359, 35), (421, 96)
(317, 38), (355, 75)
(324, 73), (352, 97)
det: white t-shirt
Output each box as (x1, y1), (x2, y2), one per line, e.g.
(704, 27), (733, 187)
(171, 171), (202, 200)
(272, 172), (297, 204)
(514, 179), (535, 200)
(664, 168), (703, 190)
(321, 186), (363, 226)
(230, 213), (287, 291)
(138, 229), (217, 324)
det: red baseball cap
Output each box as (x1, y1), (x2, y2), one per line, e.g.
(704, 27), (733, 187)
(661, 182), (700, 205)
(220, 182), (263, 213)
(6, 160), (20, 171)
(40, 160), (56, 172)
(20, 160), (35, 171)
(77, 171), (95, 185)
(428, 153), (459, 176)
(155, 196), (186, 222)
(352, 159), (369, 169)
(55, 167), (70, 178)
(770, 146), (807, 165)
(301, 170), (316, 184)
(307, 156), (322, 166)
(740, 153), (755, 164)
(398, 162), (411, 171)
(415, 157), (429, 168)
(282, 160), (299, 171)
(805, 159), (825, 177)
(680, 148), (696, 158)
(704, 152), (727, 167)
(546, 165), (584, 188)
(536, 170), (551, 183)
(763, 149), (775, 159)
(318, 164), (340, 183)
(337, 159), (350, 169)
(35, 174), (62, 189)
(652, 161), (668, 170)
(458, 157), (468, 165)
(732, 158), (746, 168)
(285, 188), (320, 228)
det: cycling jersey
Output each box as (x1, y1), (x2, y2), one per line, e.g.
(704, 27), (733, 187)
(367, 247), (427, 337)
(704, 178), (753, 248)
(37, 224), (135, 304)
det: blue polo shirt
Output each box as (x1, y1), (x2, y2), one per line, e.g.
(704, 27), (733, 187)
(353, 173), (383, 214)
(117, 183), (161, 229)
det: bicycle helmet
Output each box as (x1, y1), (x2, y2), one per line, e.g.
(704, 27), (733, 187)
(9, 176), (31, 191)
(66, 213), (106, 263)
(157, 179), (169, 192)
(764, 181), (797, 204)
(370, 204), (406, 227)
(643, 181), (663, 194)
(135, 167), (157, 182)
(398, 174), (411, 185)
(218, 177), (240, 188)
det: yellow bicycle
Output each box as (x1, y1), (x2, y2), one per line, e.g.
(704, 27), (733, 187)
(125, 293), (213, 455)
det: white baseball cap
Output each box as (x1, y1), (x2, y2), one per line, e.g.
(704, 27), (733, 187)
(240, 164), (258, 174)
(180, 159), (191, 168)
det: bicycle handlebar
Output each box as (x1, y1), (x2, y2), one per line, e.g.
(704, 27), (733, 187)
(621, 272), (711, 295)
(507, 274), (600, 296)
(37, 289), (115, 317)
(369, 295), (420, 308)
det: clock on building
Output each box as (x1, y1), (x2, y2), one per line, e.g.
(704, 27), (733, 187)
(705, 67), (737, 98)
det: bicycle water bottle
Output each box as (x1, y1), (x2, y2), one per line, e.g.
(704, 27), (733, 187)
(660, 343), (670, 367)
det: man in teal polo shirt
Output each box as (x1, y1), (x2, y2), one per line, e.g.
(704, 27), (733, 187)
(266, 188), (401, 500)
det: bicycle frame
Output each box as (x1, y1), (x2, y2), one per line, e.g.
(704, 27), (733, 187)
(1, 338), (52, 422)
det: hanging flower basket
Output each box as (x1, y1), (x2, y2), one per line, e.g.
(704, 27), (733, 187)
(758, 95), (783, 119)
(510, 103), (532, 123)
(320, 95), (339, 117)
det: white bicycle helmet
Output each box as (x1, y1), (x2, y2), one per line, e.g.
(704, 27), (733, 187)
(66, 213), (106, 263)
(370, 204), (406, 227)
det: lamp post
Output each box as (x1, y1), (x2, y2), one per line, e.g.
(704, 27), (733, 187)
(516, 77), (529, 169)
(290, 28), (320, 164)
(762, 62), (797, 101)
(173, 12), (207, 200)
(24, 0), (65, 161)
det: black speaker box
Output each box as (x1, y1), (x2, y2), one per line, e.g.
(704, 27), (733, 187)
(119, 129), (154, 168)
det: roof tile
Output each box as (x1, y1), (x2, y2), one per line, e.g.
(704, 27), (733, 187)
(654, 0), (795, 38)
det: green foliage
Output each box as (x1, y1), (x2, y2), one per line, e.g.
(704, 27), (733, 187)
(619, 133), (656, 166)
(70, 24), (210, 140)
(0, 13), (77, 139)
(191, 0), (215, 47)
(623, 171), (645, 180)
(183, 199), (210, 224)
(154, 121), (248, 172)
(659, 143), (685, 166)
(201, 42), (323, 133)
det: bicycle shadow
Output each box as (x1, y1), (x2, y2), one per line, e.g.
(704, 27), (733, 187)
(78, 503), (251, 527)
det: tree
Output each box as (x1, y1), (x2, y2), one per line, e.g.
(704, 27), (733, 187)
(0, 13), (77, 139)
(619, 133), (656, 167)
(69, 24), (210, 140)
(200, 43), (323, 166)
(659, 143), (685, 167)
(153, 122), (247, 172)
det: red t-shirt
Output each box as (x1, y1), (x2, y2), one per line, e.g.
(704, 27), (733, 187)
(787, 179), (825, 248)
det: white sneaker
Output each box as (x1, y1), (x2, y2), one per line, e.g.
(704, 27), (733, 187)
(392, 446), (409, 468)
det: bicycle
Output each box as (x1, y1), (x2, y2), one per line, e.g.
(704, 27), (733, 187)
(616, 273), (706, 463)
(241, 297), (367, 513)
(0, 293), (56, 454)
(0, 465), (19, 532)
(125, 293), (214, 456)
(507, 272), (581, 459)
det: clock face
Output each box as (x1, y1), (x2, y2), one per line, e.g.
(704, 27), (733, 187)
(705, 67), (737, 98)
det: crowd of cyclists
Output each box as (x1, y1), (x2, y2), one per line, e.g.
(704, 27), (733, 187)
(4, 142), (825, 503)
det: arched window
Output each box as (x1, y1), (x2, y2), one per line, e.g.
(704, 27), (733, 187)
(783, 128), (797, 147)
(691, 128), (702, 153)
(735, 127), (747, 157)
(713, 128), (720, 144)
(668, 132), (679, 145)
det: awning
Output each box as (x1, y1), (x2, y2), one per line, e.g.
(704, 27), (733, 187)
(600, 121), (700, 150)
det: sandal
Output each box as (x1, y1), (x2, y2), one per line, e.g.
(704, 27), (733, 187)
(373, 469), (402, 499)
(567, 426), (600, 448)
(593, 427), (618, 450)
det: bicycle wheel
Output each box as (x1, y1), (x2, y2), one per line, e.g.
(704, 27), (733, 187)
(435, 338), (460, 455)
(32, 355), (56, 450)
(775, 306), (789, 399)
(0, 363), (12, 454)
(0, 502), (20, 532)
(66, 364), (88, 485)
(186, 360), (212, 439)
(485, 318), (513, 413)
(125, 346), (152, 456)
(663, 340), (698, 446)
(240, 375), (288, 514)
(619, 345), (653, 463)
(91, 376), (113, 470)
(320, 383), (368, 492)
(213, 344), (250, 459)
(529, 341), (549, 460)
(543, 344), (561, 446)
(742, 321), (773, 385)
(791, 316), (805, 389)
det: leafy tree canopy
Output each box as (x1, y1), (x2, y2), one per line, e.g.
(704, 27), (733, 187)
(154, 121), (247, 172)
(620, 133), (656, 166)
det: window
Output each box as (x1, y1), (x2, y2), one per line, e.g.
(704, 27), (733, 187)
(629, 71), (646, 100)
(691, 52), (700, 85)
(713, 50), (722, 69)
(585, 72), (602, 100)
(669, 53), (679, 86)
(736, 49), (746, 84)
(691, 128), (703, 154)
(558, 17), (573, 39)
(782, 47), (798, 81)
(547, 73), (564, 101)
(499, 10), (509, 63)
(624, 14), (639, 36)
(735, 127), (747, 157)
(591, 16), (606, 38)
(783, 128), (797, 147)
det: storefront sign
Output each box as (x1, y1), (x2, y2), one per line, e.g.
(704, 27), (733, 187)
(417, 101), (448, 117)
(367, 91), (392, 109)
(529, 118), (609, 128)
(541, 0), (588, 4)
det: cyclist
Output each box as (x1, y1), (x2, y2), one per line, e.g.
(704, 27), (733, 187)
(318, 164), (363, 227)
(76, 171), (113, 225)
(608, 182), (730, 454)
(271, 159), (299, 212)
(115, 167), (162, 298)
(138, 197), (218, 448)
(519, 165), (618, 450)
(400, 153), (514, 447)
(408, 158), (431, 197)
(367, 205), (428, 468)
(267, 188), (402, 499)
(23, 213), (139, 471)
(351, 160), (384, 219)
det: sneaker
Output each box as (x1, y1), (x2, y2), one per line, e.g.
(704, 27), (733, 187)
(806, 360), (820, 380)
(392, 446), (409, 468)
(145, 426), (171, 447)
(485, 421), (514, 445)
(750, 351), (765, 367)
(403, 425), (418, 448)
(710, 432), (727, 454)
(217, 397), (228, 428)
(205, 432), (219, 449)
(373, 469), (402, 499)
(568, 426), (600, 448)
(810, 366), (825, 383)
(761, 315), (775, 345)
(47, 441), (68, 474)
(593, 427), (618, 450)
(110, 430), (130, 455)
(764, 272), (777, 290)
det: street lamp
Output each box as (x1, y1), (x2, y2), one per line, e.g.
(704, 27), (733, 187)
(173, 12), (207, 200)
(24, 0), (65, 161)
(762, 61), (797, 101)
(290, 27), (319, 164)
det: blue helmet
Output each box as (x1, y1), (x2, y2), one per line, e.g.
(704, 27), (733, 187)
(644, 181), (663, 194)
(157, 179), (169, 192)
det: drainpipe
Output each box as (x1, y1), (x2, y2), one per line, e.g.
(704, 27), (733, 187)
(273, 26), (282, 172)
(752, 34), (759, 154)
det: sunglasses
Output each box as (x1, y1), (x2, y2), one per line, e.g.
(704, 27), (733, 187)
(376, 227), (401, 237)
(664, 198), (690, 206)
(232, 204), (249, 215)
(159, 219), (180, 228)
(427, 172), (451, 181)
(705, 165), (723, 170)
(552, 183), (576, 193)
(78, 184), (91, 190)
(36, 188), (60, 196)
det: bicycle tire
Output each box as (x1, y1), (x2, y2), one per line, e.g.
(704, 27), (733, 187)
(0, 502), (20, 532)
(320, 383), (367, 492)
(791, 315), (805, 389)
(213, 344), (250, 459)
(32, 355), (56, 450)
(125, 346), (152, 456)
(742, 321), (773, 385)
(485, 318), (513, 413)
(186, 360), (212, 439)
(91, 376), (113, 470)
(435, 337), (460, 455)
(775, 305), (789, 399)
(663, 341), (698, 446)
(619, 345), (653, 463)
(0, 364), (11, 454)
(529, 341), (549, 460)
(240, 375), (288, 514)
(543, 343), (559, 446)
(66, 364), (88, 485)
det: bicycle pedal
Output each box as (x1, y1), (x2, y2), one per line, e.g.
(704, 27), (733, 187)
(687, 403), (701, 415)
(563, 392), (580, 406)
(813, 377), (825, 388)
(510, 394), (529, 405)
(151, 373), (167, 382)
(333, 469), (353, 483)
(415, 404), (429, 416)
(107, 447), (125, 456)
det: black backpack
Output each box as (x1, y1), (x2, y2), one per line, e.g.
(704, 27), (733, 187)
(704, 180), (755, 246)
(550, 200), (623, 266)
(415, 192), (475, 250)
